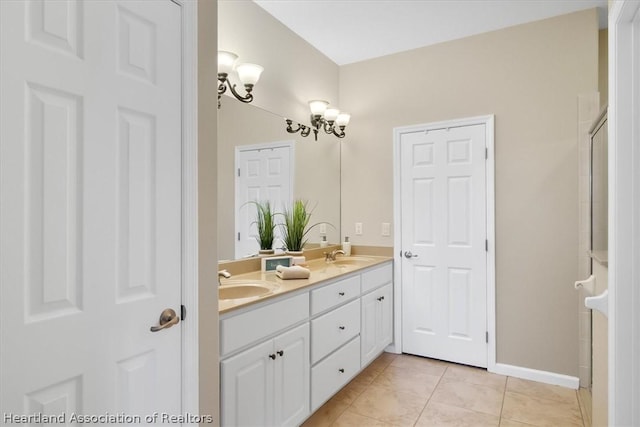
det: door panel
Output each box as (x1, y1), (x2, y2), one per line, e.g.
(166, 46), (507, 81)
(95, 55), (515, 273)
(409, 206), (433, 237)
(274, 323), (310, 427)
(401, 123), (487, 367)
(236, 144), (293, 258)
(221, 340), (274, 427)
(0, 0), (183, 418)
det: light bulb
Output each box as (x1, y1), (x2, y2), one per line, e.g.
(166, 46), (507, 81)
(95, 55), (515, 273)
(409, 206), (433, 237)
(324, 108), (340, 122)
(236, 63), (264, 86)
(218, 51), (238, 75)
(308, 100), (329, 116)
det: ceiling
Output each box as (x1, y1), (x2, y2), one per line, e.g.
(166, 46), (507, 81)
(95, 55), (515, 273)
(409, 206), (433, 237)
(253, 0), (608, 65)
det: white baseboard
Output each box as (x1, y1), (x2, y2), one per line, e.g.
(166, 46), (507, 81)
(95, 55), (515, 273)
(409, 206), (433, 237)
(384, 343), (401, 354)
(490, 363), (579, 389)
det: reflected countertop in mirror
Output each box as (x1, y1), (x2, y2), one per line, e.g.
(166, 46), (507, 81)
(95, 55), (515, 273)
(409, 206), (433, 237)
(218, 98), (341, 261)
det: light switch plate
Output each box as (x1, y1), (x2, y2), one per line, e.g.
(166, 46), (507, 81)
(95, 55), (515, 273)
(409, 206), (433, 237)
(319, 223), (327, 235)
(381, 222), (390, 236)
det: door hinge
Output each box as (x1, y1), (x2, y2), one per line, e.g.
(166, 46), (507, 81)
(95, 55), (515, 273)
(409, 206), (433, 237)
(237, 168), (241, 177)
(485, 147), (488, 159)
(486, 331), (488, 343)
(237, 232), (241, 241)
(181, 305), (187, 321)
(485, 240), (488, 252)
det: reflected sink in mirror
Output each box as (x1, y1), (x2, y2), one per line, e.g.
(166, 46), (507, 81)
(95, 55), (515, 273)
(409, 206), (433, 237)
(332, 256), (376, 266)
(219, 280), (279, 300)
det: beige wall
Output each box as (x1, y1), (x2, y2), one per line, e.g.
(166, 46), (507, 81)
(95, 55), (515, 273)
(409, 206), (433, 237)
(339, 10), (599, 375)
(198, 0), (219, 424)
(599, 29), (609, 108)
(218, 0), (339, 124)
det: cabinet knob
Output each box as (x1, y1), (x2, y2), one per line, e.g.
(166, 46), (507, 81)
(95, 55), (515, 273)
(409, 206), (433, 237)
(339, 326), (345, 330)
(338, 368), (345, 373)
(377, 296), (385, 301)
(338, 292), (345, 296)
(277, 350), (284, 357)
(269, 354), (276, 360)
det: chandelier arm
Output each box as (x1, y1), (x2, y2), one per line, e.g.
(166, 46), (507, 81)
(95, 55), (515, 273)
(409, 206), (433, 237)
(323, 121), (335, 135)
(286, 119), (303, 134)
(227, 82), (254, 103)
(332, 126), (346, 138)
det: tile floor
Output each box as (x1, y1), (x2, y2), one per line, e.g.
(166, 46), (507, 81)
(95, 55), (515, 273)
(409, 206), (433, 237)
(302, 352), (590, 427)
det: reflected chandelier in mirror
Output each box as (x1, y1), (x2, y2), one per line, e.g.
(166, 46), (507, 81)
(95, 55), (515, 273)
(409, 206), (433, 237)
(286, 100), (351, 141)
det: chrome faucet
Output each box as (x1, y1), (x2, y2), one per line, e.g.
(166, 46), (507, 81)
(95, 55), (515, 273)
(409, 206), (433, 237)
(324, 249), (345, 262)
(218, 269), (231, 286)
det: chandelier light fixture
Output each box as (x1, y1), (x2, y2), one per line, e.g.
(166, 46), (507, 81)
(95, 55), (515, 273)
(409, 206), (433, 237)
(286, 100), (351, 141)
(217, 51), (263, 108)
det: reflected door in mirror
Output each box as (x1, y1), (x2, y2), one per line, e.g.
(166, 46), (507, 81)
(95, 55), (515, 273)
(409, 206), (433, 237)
(236, 142), (293, 258)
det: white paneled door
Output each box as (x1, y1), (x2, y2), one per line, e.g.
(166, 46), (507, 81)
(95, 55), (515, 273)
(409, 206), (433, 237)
(1, 0), (183, 421)
(236, 143), (293, 258)
(399, 122), (488, 368)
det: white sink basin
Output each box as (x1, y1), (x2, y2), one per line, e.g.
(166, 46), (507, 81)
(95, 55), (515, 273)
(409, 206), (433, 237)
(219, 280), (278, 300)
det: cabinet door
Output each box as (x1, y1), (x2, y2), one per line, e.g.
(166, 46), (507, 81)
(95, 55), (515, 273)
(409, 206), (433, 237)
(273, 323), (310, 427)
(361, 284), (394, 367)
(377, 284), (394, 351)
(361, 290), (379, 366)
(221, 339), (274, 427)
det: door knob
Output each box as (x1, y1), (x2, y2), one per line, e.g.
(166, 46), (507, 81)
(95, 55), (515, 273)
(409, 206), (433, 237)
(404, 251), (418, 259)
(150, 308), (180, 332)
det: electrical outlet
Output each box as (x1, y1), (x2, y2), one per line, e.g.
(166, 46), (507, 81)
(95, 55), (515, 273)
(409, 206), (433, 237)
(355, 222), (363, 235)
(381, 222), (390, 236)
(319, 223), (327, 235)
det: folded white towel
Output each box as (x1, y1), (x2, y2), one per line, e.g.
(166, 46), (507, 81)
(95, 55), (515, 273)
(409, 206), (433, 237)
(276, 265), (311, 280)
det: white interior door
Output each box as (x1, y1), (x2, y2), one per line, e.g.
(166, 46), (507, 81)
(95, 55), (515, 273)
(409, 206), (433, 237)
(609, 1), (640, 425)
(0, 0), (183, 420)
(236, 142), (293, 258)
(400, 122), (488, 368)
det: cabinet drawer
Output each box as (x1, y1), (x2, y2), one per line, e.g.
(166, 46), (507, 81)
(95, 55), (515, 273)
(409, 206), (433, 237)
(311, 275), (360, 315)
(311, 336), (360, 411)
(221, 293), (309, 356)
(361, 262), (393, 294)
(311, 299), (360, 364)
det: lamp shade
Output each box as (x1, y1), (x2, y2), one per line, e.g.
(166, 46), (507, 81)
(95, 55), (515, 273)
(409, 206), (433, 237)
(218, 51), (238, 75)
(324, 108), (340, 122)
(236, 63), (264, 86)
(336, 113), (351, 127)
(308, 100), (329, 116)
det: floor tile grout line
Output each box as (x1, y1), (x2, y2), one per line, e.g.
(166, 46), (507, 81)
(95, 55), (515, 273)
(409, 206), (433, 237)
(497, 375), (509, 426)
(411, 364), (450, 426)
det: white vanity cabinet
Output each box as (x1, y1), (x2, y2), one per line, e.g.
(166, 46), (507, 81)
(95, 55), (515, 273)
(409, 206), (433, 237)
(360, 264), (394, 367)
(220, 294), (310, 427)
(220, 260), (394, 426)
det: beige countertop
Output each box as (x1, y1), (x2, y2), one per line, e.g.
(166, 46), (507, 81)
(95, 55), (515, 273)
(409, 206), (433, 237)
(218, 255), (393, 314)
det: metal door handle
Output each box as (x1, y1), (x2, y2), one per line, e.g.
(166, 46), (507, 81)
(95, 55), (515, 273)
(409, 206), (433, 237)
(150, 308), (180, 332)
(404, 251), (418, 259)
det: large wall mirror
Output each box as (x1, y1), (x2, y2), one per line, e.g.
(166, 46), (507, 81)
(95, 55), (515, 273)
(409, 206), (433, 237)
(218, 98), (341, 261)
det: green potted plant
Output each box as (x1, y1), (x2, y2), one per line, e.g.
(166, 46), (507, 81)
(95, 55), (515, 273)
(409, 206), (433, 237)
(250, 200), (277, 255)
(281, 199), (330, 254)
